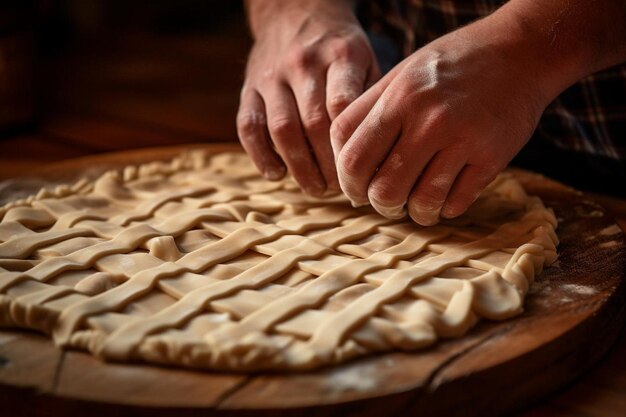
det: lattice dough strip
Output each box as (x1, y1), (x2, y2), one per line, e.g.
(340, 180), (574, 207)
(303, 208), (553, 358)
(95, 219), (426, 360)
(0, 151), (558, 371)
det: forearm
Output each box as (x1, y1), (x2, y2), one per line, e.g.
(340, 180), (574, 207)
(462, 0), (626, 101)
(244, 0), (355, 39)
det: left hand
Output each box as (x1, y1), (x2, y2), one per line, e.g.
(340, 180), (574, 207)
(330, 23), (552, 226)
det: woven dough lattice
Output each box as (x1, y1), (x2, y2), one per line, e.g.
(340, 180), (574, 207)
(0, 152), (558, 371)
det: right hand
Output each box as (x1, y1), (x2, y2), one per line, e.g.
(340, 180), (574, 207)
(237, 0), (381, 196)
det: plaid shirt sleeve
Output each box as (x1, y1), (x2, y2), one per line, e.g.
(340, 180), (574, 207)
(357, 0), (626, 161)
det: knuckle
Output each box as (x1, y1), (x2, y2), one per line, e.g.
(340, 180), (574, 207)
(337, 148), (362, 180)
(301, 111), (328, 132)
(383, 76), (413, 102)
(236, 110), (266, 138)
(331, 39), (358, 60)
(287, 47), (314, 69)
(268, 117), (299, 138)
(258, 67), (279, 82)
(287, 148), (313, 166)
(327, 94), (355, 115)
(428, 172), (455, 195)
(420, 107), (450, 134)
(329, 116), (351, 143)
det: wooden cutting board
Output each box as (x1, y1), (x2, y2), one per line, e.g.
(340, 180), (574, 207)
(1, 144), (624, 417)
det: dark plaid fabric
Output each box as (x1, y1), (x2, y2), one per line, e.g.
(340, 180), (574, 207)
(358, 0), (626, 160)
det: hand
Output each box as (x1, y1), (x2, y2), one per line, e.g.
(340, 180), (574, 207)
(330, 19), (553, 225)
(237, 0), (380, 196)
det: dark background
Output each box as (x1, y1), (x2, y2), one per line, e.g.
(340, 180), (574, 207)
(1, 0), (624, 196)
(0, 0), (249, 177)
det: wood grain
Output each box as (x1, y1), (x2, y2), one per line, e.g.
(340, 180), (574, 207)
(0, 145), (624, 417)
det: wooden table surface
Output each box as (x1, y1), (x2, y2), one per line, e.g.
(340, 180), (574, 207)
(1, 23), (624, 417)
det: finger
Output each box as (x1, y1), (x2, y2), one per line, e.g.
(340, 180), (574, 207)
(367, 134), (440, 219)
(440, 165), (498, 219)
(365, 56), (383, 89)
(325, 61), (368, 121)
(236, 88), (286, 180)
(263, 83), (326, 196)
(335, 96), (402, 207)
(329, 60), (404, 161)
(407, 149), (467, 226)
(289, 74), (339, 191)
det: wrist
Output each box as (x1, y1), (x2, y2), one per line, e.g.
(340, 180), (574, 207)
(245, 0), (356, 40)
(473, 0), (626, 102)
(488, 2), (588, 100)
(441, 8), (570, 107)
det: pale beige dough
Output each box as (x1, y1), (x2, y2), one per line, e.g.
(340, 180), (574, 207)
(0, 151), (558, 371)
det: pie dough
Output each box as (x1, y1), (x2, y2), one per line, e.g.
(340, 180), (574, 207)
(0, 151), (558, 371)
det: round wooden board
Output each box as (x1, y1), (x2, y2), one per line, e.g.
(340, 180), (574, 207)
(1, 144), (625, 417)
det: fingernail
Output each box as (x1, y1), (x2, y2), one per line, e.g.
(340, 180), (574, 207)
(377, 204), (407, 219)
(369, 195), (407, 219)
(264, 166), (285, 181)
(349, 198), (369, 208)
(409, 203), (441, 226)
(441, 205), (457, 219)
